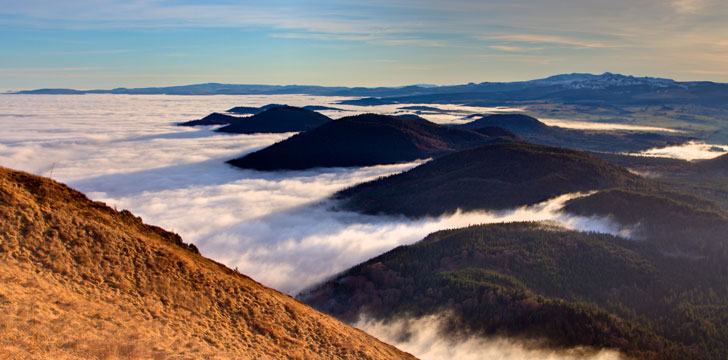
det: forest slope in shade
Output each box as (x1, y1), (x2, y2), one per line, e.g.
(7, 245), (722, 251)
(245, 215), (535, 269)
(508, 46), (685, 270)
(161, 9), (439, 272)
(454, 113), (688, 153)
(228, 113), (515, 170)
(302, 222), (728, 360)
(0, 166), (415, 360)
(336, 142), (649, 217)
(216, 106), (332, 134)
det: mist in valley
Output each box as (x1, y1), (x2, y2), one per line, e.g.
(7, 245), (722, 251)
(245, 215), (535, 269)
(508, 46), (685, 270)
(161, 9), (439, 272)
(0, 94), (641, 293)
(356, 313), (623, 360)
(0, 93), (694, 359)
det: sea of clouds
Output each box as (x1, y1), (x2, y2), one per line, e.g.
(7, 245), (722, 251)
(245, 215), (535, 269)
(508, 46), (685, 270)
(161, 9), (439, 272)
(3, 93), (715, 359)
(0, 93), (714, 293)
(356, 313), (622, 360)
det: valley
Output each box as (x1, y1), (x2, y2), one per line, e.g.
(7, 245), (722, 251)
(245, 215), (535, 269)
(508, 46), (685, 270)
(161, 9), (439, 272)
(3, 72), (728, 359)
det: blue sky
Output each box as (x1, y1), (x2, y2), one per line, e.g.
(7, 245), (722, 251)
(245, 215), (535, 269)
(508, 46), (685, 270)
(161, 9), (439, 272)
(1, 0), (727, 89)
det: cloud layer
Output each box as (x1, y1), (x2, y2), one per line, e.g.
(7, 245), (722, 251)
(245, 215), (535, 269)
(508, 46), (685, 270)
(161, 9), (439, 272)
(1, 94), (634, 294)
(356, 313), (622, 360)
(635, 140), (728, 160)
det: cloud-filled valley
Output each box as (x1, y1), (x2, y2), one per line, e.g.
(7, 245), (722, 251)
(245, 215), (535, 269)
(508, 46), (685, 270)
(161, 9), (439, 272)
(356, 313), (622, 360)
(0, 94), (640, 294)
(5, 93), (728, 360)
(635, 140), (728, 160)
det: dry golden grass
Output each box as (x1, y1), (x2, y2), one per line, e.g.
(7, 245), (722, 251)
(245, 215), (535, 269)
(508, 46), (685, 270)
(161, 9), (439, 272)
(0, 166), (416, 360)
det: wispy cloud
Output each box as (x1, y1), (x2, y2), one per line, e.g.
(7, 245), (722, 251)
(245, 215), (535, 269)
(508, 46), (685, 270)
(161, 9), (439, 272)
(489, 45), (539, 52)
(474, 53), (559, 65)
(671, 0), (707, 14)
(395, 65), (432, 71)
(373, 39), (445, 47)
(40, 49), (134, 55)
(0, 67), (105, 74)
(270, 32), (446, 47)
(3, 0), (728, 85)
(481, 34), (615, 49)
(268, 32), (375, 42)
(682, 69), (728, 75)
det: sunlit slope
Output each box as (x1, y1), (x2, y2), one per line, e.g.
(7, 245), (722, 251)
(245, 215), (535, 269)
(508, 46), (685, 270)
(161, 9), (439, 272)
(0, 166), (415, 360)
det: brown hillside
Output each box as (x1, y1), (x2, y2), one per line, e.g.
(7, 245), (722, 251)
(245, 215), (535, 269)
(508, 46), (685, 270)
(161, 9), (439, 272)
(0, 166), (415, 360)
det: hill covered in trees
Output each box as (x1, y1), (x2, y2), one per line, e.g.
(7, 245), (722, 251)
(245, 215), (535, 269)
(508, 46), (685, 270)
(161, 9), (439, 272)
(0, 166), (414, 360)
(454, 113), (688, 152)
(455, 114), (550, 133)
(228, 113), (513, 171)
(563, 188), (728, 256)
(178, 112), (241, 126)
(302, 221), (728, 360)
(216, 105), (332, 134)
(335, 142), (648, 217)
(227, 103), (286, 114)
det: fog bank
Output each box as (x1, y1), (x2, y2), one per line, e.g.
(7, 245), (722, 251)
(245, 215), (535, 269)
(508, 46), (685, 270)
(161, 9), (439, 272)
(635, 141), (727, 160)
(0, 94), (634, 294)
(356, 314), (622, 360)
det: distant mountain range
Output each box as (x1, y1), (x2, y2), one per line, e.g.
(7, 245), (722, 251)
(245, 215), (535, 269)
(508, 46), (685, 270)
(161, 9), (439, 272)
(14, 73), (728, 107)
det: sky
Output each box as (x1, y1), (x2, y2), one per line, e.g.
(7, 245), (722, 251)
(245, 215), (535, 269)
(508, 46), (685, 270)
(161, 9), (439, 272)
(1, 0), (727, 89)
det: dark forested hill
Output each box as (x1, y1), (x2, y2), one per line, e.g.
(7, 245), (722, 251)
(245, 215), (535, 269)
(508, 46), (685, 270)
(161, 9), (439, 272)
(178, 112), (240, 126)
(695, 153), (728, 175)
(227, 103), (286, 114)
(455, 113), (550, 133)
(302, 222), (728, 360)
(216, 105), (332, 134)
(563, 188), (728, 256)
(454, 113), (688, 152)
(335, 142), (648, 217)
(227, 113), (511, 170)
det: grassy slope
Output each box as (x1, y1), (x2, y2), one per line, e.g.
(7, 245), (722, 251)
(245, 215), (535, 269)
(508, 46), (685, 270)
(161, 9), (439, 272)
(0, 166), (415, 360)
